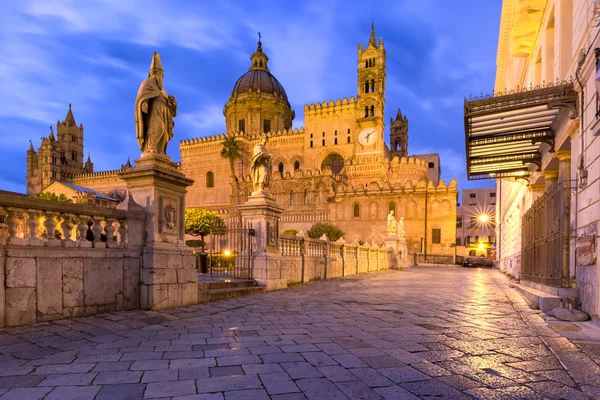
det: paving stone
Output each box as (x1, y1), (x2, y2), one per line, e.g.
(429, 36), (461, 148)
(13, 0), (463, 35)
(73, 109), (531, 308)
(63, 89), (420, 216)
(217, 355), (262, 366)
(301, 351), (338, 367)
(260, 372), (300, 395)
(130, 360), (168, 371)
(38, 372), (96, 386)
(374, 385), (421, 400)
(0, 387), (52, 400)
(295, 378), (348, 400)
(317, 366), (357, 382)
(242, 364), (285, 375)
(196, 375), (263, 393)
(173, 394), (224, 400)
(0, 375), (46, 389)
(377, 366), (431, 383)
(145, 379), (197, 398)
(96, 383), (145, 400)
(210, 366), (244, 377)
(331, 353), (368, 368)
(223, 389), (270, 400)
(335, 380), (383, 399)
(270, 394), (307, 400)
(33, 363), (95, 374)
(400, 379), (470, 399)
(179, 367), (211, 380)
(171, 358), (217, 369)
(142, 369), (179, 383)
(94, 371), (142, 384)
(92, 361), (132, 372)
(260, 353), (304, 363)
(350, 367), (393, 387)
(281, 362), (323, 379)
(45, 386), (102, 400)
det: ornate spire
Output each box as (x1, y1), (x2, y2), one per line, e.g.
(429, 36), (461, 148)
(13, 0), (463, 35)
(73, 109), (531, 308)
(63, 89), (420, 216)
(28, 139), (35, 152)
(369, 21), (378, 48)
(149, 52), (164, 77)
(395, 109), (403, 121)
(48, 126), (55, 141)
(64, 104), (76, 126)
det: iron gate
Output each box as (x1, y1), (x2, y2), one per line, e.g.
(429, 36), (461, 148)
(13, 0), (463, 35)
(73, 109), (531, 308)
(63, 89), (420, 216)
(207, 221), (255, 279)
(521, 180), (571, 287)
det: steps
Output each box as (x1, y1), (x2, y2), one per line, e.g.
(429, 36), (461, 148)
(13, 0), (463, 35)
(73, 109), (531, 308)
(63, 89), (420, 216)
(197, 277), (266, 303)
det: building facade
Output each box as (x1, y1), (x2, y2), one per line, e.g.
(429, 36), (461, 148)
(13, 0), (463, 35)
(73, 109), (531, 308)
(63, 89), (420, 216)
(465, 0), (600, 316)
(26, 26), (458, 254)
(456, 188), (497, 258)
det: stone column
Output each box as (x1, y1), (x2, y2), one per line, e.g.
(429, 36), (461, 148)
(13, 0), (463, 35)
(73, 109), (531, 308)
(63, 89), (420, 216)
(556, 150), (572, 286)
(238, 192), (285, 290)
(542, 169), (559, 191)
(118, 153), (197, 310)
(528, 183), (545, 202)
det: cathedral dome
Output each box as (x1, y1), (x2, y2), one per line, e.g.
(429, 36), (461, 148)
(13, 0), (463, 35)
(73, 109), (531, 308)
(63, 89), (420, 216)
(231, 69), (289, 105)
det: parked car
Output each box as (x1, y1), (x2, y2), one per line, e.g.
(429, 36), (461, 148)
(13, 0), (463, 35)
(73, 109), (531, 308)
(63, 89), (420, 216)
(463, 257), (494, 268)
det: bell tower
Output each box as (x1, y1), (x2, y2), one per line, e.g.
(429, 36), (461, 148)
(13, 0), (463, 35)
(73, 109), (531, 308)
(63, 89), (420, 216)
(390, 109), (408, 158)
(356, 23), (386, 153)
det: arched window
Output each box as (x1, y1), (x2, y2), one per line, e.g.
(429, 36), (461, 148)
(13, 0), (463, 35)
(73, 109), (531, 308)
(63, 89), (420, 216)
(278, 162), (284, 178)
(303, 189), (308, 204)
(294, 160), (300, 170)
(370, 79), (375, 92)
(395, 139), (402, 151)
(347, 136), (351, 144)
(388, 202), (396, 214)
(206, 171), (214, 188)
(321, 153), (344, 175)
(364, 106), (369, 118)
(364, 81), (369, 93)
(310, 141), (313, 148)
(365, 60), (368, 68)
(370, 105), (375, 117)
(428, 162), (435, 168)
(334, 138), (338, 145)
(353, 203), (360, 218)
(289, 190), (294, 205)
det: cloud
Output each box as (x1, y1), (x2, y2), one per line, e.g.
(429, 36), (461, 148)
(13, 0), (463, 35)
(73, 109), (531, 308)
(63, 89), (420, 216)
(178, 104), (226, 137)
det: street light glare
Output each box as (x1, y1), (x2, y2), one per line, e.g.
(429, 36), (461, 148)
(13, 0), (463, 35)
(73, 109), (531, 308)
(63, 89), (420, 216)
(478, 214), (489, 223)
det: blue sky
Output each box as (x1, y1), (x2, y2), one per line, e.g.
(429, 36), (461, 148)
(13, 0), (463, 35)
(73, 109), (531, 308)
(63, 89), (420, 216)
(0, 0), (501, 194)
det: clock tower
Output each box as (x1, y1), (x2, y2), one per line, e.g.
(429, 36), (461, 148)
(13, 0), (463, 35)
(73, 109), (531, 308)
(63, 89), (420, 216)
(356, 23), (386, 154)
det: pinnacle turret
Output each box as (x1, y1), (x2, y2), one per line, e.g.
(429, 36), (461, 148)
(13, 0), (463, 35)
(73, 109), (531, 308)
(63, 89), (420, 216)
(369, 22), (378, 48)
(64, 104), (76, 126)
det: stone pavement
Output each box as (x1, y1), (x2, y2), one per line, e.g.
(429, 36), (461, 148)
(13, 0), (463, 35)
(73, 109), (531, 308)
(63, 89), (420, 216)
(0, 266), (599, 399)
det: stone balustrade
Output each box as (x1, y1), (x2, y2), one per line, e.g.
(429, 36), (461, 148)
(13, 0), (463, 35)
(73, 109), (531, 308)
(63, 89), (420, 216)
(277, 234), (396, 285)
(0, 190), (144, 248)
(0, 190), (146, 327)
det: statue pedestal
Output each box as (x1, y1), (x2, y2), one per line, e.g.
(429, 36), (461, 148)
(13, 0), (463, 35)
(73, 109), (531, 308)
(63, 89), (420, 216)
(119, 153), (198, 310)
(397, 238), (409, 268)
(239, 192), (285, 290)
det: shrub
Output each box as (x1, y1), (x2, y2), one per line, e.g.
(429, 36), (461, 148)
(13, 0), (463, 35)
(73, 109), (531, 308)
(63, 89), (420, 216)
(283, 229), (299, 236)
(307, 222), (344, 241)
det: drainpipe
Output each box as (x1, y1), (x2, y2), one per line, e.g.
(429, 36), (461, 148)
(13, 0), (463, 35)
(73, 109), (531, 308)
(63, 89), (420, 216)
(424, 189), (428, 258)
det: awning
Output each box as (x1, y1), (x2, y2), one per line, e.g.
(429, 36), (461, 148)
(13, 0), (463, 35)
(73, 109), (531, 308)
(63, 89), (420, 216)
(464, 81), (578, 180)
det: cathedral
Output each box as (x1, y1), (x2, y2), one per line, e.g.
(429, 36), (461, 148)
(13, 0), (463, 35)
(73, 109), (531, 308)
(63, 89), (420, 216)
(25, 25), (458, 254)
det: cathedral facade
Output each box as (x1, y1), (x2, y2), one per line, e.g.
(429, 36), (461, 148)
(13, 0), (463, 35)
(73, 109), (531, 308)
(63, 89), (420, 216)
(25, 26), (457, 254)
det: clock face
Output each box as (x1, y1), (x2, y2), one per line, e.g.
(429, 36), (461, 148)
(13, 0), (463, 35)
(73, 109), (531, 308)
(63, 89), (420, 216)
(358, 127), (378, 146)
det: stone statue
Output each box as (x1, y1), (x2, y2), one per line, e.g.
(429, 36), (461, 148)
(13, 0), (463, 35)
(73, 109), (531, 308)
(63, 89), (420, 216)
(251, 134), (272, 194)
(387, 210), (396, 235)
(135, 52), (178, 155)
(397, 217), (406, 240)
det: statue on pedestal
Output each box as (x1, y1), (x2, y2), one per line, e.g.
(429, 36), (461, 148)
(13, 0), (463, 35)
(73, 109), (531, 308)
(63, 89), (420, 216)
(397, 217), (406, 240)
(251, 134), (272, 194)
(135, 52), (178, 155)
(387, 210), (396, 236)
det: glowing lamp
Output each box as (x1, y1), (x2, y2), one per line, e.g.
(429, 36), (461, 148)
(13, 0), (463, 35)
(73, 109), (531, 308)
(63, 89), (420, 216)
(478, 214), (489, 223)
(223, 250), (231, 257)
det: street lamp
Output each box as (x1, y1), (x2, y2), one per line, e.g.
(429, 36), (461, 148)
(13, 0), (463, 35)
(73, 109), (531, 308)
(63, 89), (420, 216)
(478, 214), (489, 223)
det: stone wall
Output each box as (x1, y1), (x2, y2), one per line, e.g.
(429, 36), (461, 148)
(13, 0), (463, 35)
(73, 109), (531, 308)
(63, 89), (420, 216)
(269, 234), (397, 291)
(0, 190), (146, 327)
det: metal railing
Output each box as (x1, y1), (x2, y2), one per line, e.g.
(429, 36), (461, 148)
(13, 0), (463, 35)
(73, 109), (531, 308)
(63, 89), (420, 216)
(207, 221), (255, 279)
(414, 253), (454, 265)
(521, 181), (570, 287)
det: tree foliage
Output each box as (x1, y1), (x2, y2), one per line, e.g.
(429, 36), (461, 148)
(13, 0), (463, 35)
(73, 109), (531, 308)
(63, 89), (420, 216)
(307, 222), (344, 241)
(220, 134), (242, 176)
(33, 192), (72, 203)
(184, 209), (225, 239)
(283, 229), (299, 236)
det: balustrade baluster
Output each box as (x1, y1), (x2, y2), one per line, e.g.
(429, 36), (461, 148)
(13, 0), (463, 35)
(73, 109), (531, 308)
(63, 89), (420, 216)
(43, 212), (60, 246)
(60, 213), (75, 246)
(6, 208), (23, 245)
(117, 220), (127, 247)
(76, 215), (92, 248)
(25, 210), (43, 246)
(91, 217), (105, 247)
(105, 218), (117, 248)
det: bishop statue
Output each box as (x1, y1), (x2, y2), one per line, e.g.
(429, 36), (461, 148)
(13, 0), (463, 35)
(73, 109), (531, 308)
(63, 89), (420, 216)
(135, 52), (178, 155)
